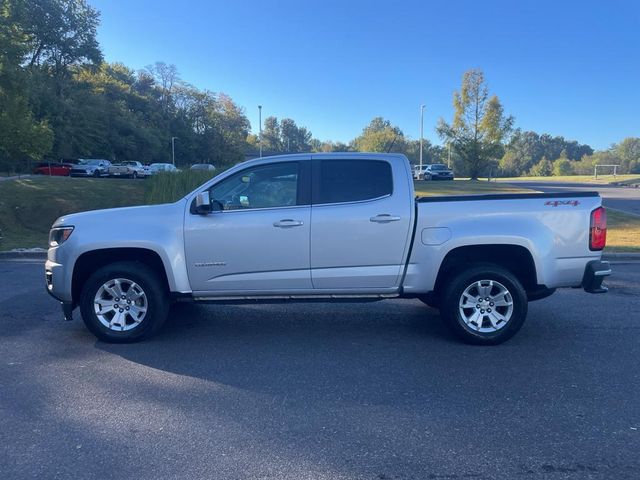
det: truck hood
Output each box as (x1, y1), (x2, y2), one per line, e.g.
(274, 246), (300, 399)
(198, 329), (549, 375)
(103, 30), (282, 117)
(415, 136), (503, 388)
(53, 200), (187, 229)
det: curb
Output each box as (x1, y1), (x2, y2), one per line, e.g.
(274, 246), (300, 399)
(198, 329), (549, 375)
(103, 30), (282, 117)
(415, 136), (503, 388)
(602, 253), (640, 261)
(0, 251), (47, 260)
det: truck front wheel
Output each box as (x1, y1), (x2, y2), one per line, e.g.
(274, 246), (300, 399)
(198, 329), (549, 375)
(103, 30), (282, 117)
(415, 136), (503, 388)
(79, 261), (169, 343)
(440, 264), (528, 345)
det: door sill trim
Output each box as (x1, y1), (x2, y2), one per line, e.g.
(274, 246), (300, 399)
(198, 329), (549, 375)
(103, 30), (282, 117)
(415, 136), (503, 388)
(193, 293), (400, 302)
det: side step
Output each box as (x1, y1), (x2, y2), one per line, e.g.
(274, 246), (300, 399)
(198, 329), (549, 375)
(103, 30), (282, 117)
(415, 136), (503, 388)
(192, 293), (400, 303)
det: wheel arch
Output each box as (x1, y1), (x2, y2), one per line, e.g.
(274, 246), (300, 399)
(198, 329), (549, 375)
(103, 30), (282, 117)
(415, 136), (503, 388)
(434, 244), (539, 297)
(72, 248), (171, 305)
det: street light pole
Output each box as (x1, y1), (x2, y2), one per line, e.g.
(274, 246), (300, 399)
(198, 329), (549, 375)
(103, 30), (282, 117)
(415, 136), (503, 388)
(258, 105), (263, 158)
(171, 137), (178, 165)
(419, 104), (425, 171)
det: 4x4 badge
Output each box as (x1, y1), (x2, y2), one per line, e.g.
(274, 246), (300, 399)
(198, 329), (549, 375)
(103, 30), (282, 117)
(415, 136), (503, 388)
(545, 200), (580, 207)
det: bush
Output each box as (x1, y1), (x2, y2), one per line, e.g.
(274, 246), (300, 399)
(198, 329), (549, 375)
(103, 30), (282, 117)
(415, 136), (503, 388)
(528, 157), (552, 176)
(144, 170), (219, 204)
(552, 158), (574, 176)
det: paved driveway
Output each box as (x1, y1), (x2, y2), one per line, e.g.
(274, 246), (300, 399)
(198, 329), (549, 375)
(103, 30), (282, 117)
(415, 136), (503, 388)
(511, 181), (640, 215)
(1, 260), (639, 479)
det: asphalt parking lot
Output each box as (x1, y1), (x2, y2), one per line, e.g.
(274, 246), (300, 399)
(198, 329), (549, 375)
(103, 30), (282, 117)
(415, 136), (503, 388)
(511, 181), (640, 216)
(1, 261), (639, 479)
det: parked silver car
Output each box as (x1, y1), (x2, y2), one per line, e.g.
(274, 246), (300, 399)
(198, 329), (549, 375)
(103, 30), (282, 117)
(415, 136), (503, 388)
(70, 159), (111, 177)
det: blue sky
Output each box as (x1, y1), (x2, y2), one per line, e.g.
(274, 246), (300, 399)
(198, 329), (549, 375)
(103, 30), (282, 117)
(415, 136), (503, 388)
(91, 0), (639, 149)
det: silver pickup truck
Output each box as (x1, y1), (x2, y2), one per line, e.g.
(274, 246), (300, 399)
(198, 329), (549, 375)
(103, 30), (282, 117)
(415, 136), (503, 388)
(46, 153), (610, 345)
(108, 161), (147, 179)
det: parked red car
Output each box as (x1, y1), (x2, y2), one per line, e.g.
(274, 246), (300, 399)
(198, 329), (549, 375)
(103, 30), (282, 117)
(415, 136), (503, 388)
(33, 162), (74, 176)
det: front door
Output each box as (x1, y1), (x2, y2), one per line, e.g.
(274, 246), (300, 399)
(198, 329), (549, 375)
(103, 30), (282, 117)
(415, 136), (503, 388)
(184, 160), (312, 294)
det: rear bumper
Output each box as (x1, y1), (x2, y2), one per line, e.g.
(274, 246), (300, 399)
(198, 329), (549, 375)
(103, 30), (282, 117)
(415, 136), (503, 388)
(582, 260), (611, 293)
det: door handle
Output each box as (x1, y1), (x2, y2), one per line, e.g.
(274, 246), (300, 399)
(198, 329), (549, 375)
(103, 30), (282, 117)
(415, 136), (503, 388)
(273, 219), (304, 228)
(370, 214), (401, 223)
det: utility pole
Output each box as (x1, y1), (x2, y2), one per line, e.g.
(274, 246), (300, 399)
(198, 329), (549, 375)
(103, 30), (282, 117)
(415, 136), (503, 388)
(447, 142), (451, 168)
(419, 104), (425, 171)
(258, 105), (263, 158)
(171, 137), (178, 165)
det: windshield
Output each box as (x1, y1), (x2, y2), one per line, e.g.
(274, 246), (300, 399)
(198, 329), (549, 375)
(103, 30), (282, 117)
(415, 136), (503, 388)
(431, 164), (448, 171)
(78, 159), (104, 166)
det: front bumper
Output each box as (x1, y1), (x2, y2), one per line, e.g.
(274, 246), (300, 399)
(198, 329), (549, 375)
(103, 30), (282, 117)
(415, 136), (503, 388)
(582, 260), (611, 293)
(45, 263), (75, 321)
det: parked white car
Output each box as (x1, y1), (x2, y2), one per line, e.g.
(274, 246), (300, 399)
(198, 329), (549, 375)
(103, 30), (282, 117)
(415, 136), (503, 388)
(413, 164), (429, 180)
(190, 164), (216, 171)
(147, 163), (179, 175)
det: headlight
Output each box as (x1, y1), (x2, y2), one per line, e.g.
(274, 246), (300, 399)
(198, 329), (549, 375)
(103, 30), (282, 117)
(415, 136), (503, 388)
(49, 226), (74, 247)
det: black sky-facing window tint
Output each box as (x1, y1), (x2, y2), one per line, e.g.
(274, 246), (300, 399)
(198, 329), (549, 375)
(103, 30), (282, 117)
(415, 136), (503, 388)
(318, 160), (392, 204)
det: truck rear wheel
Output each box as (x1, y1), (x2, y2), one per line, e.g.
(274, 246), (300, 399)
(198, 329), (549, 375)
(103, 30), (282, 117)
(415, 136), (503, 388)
(79, 261), (169, 343)
(440, 264), (528, 345)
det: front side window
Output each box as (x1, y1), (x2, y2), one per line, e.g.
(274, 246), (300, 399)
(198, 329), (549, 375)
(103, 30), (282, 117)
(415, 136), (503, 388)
(317, 160), (392, 204)
(209, 162), (299, 210)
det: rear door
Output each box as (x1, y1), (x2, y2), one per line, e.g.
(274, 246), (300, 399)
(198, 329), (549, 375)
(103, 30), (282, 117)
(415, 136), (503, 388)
(310, 157), (414, 290)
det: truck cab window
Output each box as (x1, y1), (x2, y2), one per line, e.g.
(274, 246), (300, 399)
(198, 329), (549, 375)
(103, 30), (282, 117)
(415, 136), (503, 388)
(317, 160), (392, 204)
(209, 162), (299, 210)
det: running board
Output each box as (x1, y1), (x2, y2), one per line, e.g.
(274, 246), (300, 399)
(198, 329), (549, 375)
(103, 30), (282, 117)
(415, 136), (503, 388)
(192, 293), (400, 302)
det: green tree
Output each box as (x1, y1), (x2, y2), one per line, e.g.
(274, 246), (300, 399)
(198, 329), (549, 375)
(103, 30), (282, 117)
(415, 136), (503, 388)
(500, 130), (593, 176)
(280, 118), (312, 152)
(0, 0), (53, 170)
(528, 156), (552, 176)
(352, 117), (405, 153)
(438, 69), (513, 179)
(552, 156), (574, 176)
(261, 116), (281, 151)
(614, 137), (640, 173)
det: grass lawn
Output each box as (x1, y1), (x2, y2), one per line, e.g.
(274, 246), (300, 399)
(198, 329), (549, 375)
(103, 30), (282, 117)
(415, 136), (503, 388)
(414, 179), (532, 196)
(605, 209), (640, 253)
(0, 176), (145, 250)
(496, 174), (640, 185)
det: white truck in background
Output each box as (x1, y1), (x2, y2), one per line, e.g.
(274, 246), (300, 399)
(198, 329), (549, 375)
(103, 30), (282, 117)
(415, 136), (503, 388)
(108, 161), (147, 179)
(46, 153), (610, 345)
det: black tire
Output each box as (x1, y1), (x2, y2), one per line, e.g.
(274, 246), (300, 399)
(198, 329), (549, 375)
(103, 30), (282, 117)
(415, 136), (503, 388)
(424, 174), (432, 181)
(93, 169), (100, 177)
(131, 171), (138, 179)
(440, 264), (528, 345)
(79, 261), (169, 343)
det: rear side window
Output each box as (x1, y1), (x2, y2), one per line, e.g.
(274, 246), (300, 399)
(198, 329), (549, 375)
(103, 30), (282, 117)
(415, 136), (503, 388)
(317, 160), (392, 204)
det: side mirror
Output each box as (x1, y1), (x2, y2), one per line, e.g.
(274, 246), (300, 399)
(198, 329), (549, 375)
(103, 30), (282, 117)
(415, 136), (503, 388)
(195, 191), (223, 215)
(195, 191), (212, 215)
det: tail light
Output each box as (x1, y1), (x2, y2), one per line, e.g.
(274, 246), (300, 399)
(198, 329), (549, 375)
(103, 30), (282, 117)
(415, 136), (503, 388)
(589, 207), (607, 251)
